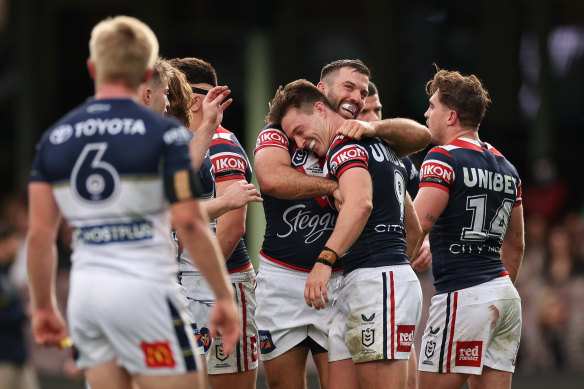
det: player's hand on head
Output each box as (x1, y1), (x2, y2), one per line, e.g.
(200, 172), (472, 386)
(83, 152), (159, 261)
(32, 309), (69, 348)
(201, 85), (232, 130)
(208, 297), (240, 354)
(411, 240), (432, 272)
(336, 119), (375, 140)
(304, 263), (332, 310)
(223, 180), (263, 210)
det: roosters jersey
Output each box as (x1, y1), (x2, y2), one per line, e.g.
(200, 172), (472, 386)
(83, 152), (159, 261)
(402, 156), (420, 198)
(419, 137), (522, 294)
(254, 124), (337, 271)
(209, 126), (253, 272)
(325, 136), (410, 274)
(29, 98), (201, 282)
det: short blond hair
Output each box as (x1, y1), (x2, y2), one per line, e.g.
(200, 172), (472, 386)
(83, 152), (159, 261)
(89, 16), (158, 88)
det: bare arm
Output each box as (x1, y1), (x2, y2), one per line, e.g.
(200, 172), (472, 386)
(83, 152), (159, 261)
(336, 118), (431, 158)
(201, 180), (262, 220)
(403, 192), (422, 260)
(413, 186), (449, 237)
(305, 168), (373, 309)
(214, 179), (249, 260)
(500, 205), (525, 283)
(171, 198), (239, 351)
(254, 146), (338, 200)
(27, 182), (68, 347)
(189, 86), (233, 172)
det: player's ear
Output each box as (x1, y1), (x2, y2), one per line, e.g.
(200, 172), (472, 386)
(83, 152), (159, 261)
(87, 58), (96, 80)
(316, 81), (327, 94)
(315, 101), (327, 117)
(142, 88), (151, 105)
(448, 110), (458, 125)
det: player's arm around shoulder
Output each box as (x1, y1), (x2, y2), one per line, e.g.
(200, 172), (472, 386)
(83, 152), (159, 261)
(254, 145), (337, 200)
(500, 204), (525, 283)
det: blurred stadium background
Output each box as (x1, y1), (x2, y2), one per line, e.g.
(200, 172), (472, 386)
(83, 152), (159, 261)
(1, 0), (583, 387)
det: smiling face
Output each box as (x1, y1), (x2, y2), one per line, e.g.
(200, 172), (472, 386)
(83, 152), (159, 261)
(281, 105), (331, 157)
(319, 66), (369, 119)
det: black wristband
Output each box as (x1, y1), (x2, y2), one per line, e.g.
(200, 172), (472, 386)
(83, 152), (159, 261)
(322, 246), (339, 262)
(315, 258), (334, 267)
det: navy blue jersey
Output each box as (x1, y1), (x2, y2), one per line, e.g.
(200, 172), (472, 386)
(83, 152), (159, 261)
(29, 98), (200, 281)
(326, 135), (410, 274)
(402, 156), (420, 198)
(254, 124), (337, 271)
(419, 138), (522, 294)
(209, 126), (253, 272)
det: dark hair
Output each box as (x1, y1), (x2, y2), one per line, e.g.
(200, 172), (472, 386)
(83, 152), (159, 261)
(266, 79), (333, 124)
(425, 66), (491, 128)
(367, 81), (378, 97)
(168, 57), (218, 87)
(320, 59), (371, 84)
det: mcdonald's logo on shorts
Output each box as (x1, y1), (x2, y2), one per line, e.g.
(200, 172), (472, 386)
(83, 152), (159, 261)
(141, 341), (176, 368)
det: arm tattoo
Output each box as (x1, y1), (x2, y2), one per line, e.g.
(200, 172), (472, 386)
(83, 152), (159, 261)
(425, 213), (437, 224)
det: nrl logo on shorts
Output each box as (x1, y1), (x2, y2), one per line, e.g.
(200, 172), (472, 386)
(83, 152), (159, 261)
(424, 340), (436, 358)
(215, 344), (228, 361)
(291, 149), (308, 167)
(362, 328), (375, 347)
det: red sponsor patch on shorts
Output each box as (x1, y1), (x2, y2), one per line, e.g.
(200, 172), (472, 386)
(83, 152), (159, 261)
(141, 341), (176, 368)
(396, 325), (415, 352)
(455, 341), (482, 367)
(250, 335), (258, 362)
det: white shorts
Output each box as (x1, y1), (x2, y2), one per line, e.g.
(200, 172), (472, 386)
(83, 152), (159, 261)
(181, 269), (258, 374)
(329, 265), (422, 364)
(418, 275), (521, 375)
(254, 256), (342, 361)
(68, 269), (200, 374)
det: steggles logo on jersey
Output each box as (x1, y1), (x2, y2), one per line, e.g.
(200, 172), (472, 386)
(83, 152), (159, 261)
(455, 341), (482, 367)
(278, 204), (336, 244)
(396, 325), (415, 352)
(140, 341), (176, 368)
(362, 328), (375, 347)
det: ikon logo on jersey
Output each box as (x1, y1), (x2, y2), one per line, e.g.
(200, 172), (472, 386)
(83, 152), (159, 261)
(140, 341), (176, 368)
(420, 160), (454, 186)
(396, 325), (415, 352)
(455, 341), (482, 367)
(329, 144), (368, 175)
(257, 129), (289, 149)
(258, 330), (276, 354)
(212, 152), (247, 174)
